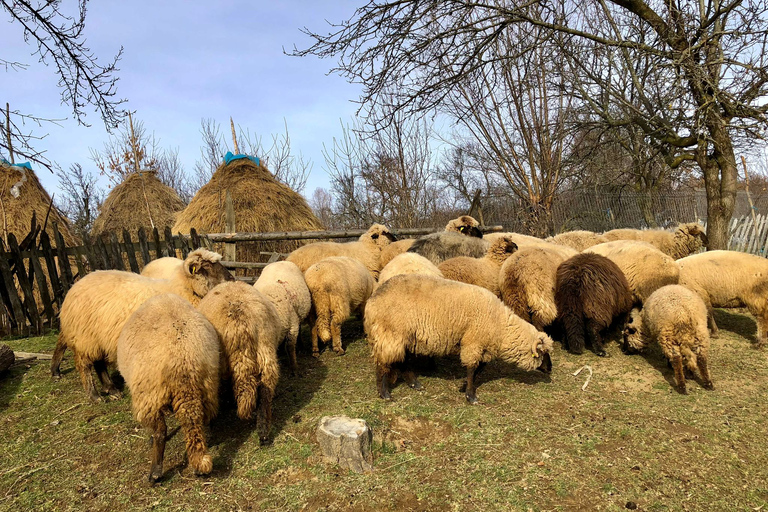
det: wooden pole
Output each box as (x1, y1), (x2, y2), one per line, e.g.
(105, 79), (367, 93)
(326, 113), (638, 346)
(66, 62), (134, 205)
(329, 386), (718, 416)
(230, 117), (240, 154)
(741, 155), (759, 242)
(224, 189), (236, 262)
(5, 103), (13, 164)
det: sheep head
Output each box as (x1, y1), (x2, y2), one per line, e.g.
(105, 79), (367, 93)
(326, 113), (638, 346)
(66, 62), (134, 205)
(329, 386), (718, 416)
(678, 223), (708, 247)
(445, 215), (483, 238)
(500, 316), (554, 372)
(622, 308), (647, 354)
(360, 223), (397, 250)
(184, 249), (235, 298)
(486, 236), (518, 266)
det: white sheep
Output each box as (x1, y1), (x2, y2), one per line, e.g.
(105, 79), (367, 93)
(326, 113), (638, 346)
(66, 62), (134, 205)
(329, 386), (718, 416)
(140, 256), (182, 278)
(546, 230), (610, 251)
(407, 231), (489, 265)
(377, 252), (443, 287)
(603, 223), (707, 259)
(438, 235), (517, 297)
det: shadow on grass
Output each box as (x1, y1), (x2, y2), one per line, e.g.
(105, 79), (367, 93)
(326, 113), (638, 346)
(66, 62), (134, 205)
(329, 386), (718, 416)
(628, 342), (712, 393)
(714, 308), (757, 342)
(0, 363), (27, 411)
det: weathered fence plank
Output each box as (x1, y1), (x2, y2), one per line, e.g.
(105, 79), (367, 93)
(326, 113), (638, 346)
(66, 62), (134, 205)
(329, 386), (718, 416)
(28, 245), (55, 326)
(109, 232), (125, 271)
(123, 229), (140, 273)
(53, 223), (73, 293)
(137, 227), (151, 266)
(7, 234), (41, 331)
(0, 246), (27, 336)
(39, 232), (63, 307)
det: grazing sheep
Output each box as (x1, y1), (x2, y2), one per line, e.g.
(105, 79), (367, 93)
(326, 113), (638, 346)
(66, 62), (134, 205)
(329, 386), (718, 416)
(677, 250), (768, 346)
(197, 282), (281, 443)
(499, 244), (578, 330)
(603, 223), (707, 259)
(407, 231), (489, 265)
(555, 253), (633, 356)
(253, 261), (311, 374)
(51, 249), (233, 402)
(286, 223), (396, 279)
(117, 294), (219, 483)
(438, 236), (518, 297)
(622, 285), (714, 394)
(304, 256), (375, 356)
(365, 274), (553, 403)
(547, 230), (610, 251)
(378, 253), (443, 287)
(140, 257), (182, 279)
(585, 240), (679, 304)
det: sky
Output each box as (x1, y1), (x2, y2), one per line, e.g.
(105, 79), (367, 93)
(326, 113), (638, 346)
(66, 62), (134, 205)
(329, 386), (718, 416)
(0, 1), (365, 200)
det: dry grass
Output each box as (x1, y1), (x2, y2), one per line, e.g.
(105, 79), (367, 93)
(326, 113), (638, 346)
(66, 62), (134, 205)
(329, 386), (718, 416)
(2, 308), (768, 511)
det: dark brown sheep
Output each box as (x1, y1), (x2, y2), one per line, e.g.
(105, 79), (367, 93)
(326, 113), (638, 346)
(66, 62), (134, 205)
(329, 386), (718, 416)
(555, 253), (633, 356)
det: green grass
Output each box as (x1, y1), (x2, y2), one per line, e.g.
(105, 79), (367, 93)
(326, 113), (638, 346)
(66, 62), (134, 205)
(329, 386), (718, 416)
(2, 309), (768, 511)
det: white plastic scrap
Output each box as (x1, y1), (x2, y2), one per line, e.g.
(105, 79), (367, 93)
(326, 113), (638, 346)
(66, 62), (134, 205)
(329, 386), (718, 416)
(572, 365), (593, 391)
(9, 166), (27, 198)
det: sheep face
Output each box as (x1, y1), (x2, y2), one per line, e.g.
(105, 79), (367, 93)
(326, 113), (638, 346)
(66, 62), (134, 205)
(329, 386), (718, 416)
(622, 308), (646, 354)
(684, 223), (708, 246)
(499, 318), (554, 372)
(446, 216), (483, 238)
(361, 224), (397, 249)
(184, 249), (235, 297)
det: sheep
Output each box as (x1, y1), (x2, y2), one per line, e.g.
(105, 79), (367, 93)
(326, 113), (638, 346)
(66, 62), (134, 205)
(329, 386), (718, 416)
(377, 252), (443, 287)
(603, 223), (707, 259)
(677, 250), (768, 347)
(197, 281), (281, 443)
(499, 244), (578, 331)
(622, 285), (714, 394)
(365, 274), (553, 403)
(253, 261), (311, 374)
(117, 294), (219, 483)
(380, 215), (483, 268)
(140, 256), (182, 279)
(50, 249), (233, 402)
(555, 252), (633, 356)
(438, 235), (518, 297)
(304, 256), (375, 357)
(286, 223), (396, 279)
(483, 231), (550, 249)
(407, 231), (489, 265)
(546, 230), (610, 251)
(584, 240), (679, 304)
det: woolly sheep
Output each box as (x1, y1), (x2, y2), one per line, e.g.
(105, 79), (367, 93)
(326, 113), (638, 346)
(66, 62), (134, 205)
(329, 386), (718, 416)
(603, 223), (707, 259)
(51, 249), (233, 402)
(547, 230), (610, 251)
(286, 223), (396, 279)
(555, 253), (633, 356)
(380, 239), (416, 269)
(499, 244), (578, 331)
(677, 250), (768, 346)
(484, 231), (551, 249)
(407, 231), (489, 265)
(304, 256), (375, 357)
(197, 281), (281, 443)
(438, 235), (518, 297)
(140, 257), (182, 279)
(622, 285), (714, 394)
(365, 274), (553, 403)
(377, 252), (443, 287)
(585, 240), (679, 304)
(117, 294), (219, 482)
(253, 261), (312, 374)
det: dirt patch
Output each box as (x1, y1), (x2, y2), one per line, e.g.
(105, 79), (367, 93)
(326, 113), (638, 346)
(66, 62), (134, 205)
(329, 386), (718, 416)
(271, 466), (317, 486)
(375, 415), (453, 451)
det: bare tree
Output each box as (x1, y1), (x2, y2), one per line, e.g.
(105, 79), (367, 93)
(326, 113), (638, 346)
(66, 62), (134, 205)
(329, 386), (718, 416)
(1, 0), (125, 170)
(308, 187), (336, 229)
(295, 0), (768, 248)
(55, 163), (104, 238)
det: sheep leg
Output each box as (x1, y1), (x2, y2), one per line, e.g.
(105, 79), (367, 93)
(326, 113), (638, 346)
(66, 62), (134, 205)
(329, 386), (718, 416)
(755, 314), (768, 349)
(256, 384), (274, 445)
(561, 313), (585, 355)
(586, 320), (607, 357)
(50, 335), (67, 378)
(707, 308), (719, 336)
(74, 353), (101, 402)
(670, 354), (687, 395)
(148, 412), (167, 484)
(459, 362), (486, 393)
(286, 328), (299, 375)
(464, 364), (482, 404)
(93, 360), (122, 400)
(174, 394), (213, 476)
(376, 364), (392, 400)
(697, 352), (715, 390)
(331, 318), (344, 355)
(400, 355), (423, 390)
(310, 320), (320, 358)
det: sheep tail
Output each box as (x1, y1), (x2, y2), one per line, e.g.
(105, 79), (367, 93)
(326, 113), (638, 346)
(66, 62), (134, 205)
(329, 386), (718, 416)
(312, 288), (333, 342)
(231, 352), (260, 421)
(560, 310), (586, 354)
(50, 333), (68, 377)
(173, 389), (213, 476)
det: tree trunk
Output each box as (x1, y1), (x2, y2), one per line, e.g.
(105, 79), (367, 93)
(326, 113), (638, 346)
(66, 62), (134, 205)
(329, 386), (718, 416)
(0, 343), (14, 373)
(700, 118), (738, 251)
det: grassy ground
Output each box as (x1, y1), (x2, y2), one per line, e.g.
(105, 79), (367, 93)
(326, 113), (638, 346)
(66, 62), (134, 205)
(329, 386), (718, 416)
(2, 309), (768, 511)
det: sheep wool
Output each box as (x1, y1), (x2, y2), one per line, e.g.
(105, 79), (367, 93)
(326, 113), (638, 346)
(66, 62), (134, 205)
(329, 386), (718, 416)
(378, 252), (443, 287)
(603, 223), (707, 259)
(547, 230), (610, 252)
(140, 256), (183, 279)
(365, 274), (553, 403)
(381, 215), (483, 268)
(622, 285), (713, 394)
(117, 293), (220, 482)
(407, 231), (489, 265)
(438, 235), (517, 296)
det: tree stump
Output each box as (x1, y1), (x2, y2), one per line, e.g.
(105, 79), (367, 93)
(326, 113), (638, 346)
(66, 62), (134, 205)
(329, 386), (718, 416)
(0, 344), (14, 373)
(316, 415), (373, 473)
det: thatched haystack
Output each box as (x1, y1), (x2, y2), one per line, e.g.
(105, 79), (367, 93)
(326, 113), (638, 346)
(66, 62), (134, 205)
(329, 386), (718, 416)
(92, 170), (186, 238)
(173, 158), (324, 260)
(0, 162), (78, 246)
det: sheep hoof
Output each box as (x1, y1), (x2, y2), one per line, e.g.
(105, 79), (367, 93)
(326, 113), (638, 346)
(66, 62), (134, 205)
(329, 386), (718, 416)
(379, 390), (391, 400)
(703, 381), (715, 391)
(465, 395), (478, 405)
(107, 390), (123, 401)
(148, 468), (163, 484)
(596, 350), (607, 357)
(334, 348), (346, 356)
(409, 380), (423, 391)
(676, 386), (688, 395)
(458, 382), (467, 393)
(88, 393), (103, 403)
(312, 351), (320, 358)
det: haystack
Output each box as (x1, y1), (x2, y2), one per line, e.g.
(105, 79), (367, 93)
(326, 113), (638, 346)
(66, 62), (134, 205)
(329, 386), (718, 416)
(92, 170), (185, 238)
(173, 158), (324, 260)
(0, 162), (78, 247)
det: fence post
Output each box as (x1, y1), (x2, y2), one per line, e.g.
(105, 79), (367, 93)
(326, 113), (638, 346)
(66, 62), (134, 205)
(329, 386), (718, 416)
(52, 222), (73, 293)
(7, 233), (41, 333)
(137, 227), (151, 266)
(0, 249), (27, 336)
(123, 229), (140, 273)
(39, 232), (63, 307)
(152, 227), (164, 260)
(190, 228), (201, 250)
(28, 244), (55, 328)
(109, 232), (125, 271)
(164, 226), (176, 258)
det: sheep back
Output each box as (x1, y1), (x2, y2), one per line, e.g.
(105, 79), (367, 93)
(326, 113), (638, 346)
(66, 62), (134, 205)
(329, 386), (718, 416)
(140, 257), (182, 279)
(547, 230), (610, 251)
(380, 239), (416, 268)
(378, 252), (443, 286)
(408, 232), (489, 265)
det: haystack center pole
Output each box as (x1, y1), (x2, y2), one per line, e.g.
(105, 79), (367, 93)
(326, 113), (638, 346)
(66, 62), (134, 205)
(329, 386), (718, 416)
(230, 117), (240, 154)
(5, 103), (13, 164)
(224, 189), (236, 262)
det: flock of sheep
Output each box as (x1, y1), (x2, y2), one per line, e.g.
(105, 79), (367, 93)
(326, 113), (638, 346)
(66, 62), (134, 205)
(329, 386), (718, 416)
(48, 215), (767, 482)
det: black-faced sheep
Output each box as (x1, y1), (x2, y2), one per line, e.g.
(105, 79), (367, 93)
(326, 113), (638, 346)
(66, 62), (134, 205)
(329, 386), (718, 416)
(51, 249), (233, 402)
(438, 236), (517, 297)
(286, 223), (396, 279)
(197, 281), (281, 443)
(499, 244), (577, 331)
(603, 223), (707, 259)
(555, 253), (633, 356)
(304, 256), (374, 356)
(378, 252), (443, 287)
(253, 261), (312, 374)
(547, 230), (610, 251)
(380, 215), (482, 268)
(365, 274), (553, 403)
(407, 232), (489, 265)
(622, 285), (714, 394)
(585, 240), (679, 304)
(677, 250), (768, 346)
(117, 293), (219, 483)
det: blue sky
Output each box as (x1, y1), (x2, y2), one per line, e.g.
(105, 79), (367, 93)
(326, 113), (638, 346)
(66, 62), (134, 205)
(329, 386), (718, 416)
(1, 1), (364, 199)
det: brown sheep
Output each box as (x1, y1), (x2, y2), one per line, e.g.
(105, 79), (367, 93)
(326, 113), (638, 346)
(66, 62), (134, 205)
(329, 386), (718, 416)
(555, 253), (633, 356)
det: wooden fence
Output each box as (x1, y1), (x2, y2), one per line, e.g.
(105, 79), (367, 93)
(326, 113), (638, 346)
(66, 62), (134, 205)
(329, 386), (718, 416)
(0, 224), (503, 337)
(724, 214), (768, 255)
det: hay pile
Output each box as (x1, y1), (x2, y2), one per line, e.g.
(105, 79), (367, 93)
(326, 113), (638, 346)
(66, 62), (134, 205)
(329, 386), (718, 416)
(0, 162), (78, 247)
(173, 158), (324, 259)
(92, 170), (186, 238)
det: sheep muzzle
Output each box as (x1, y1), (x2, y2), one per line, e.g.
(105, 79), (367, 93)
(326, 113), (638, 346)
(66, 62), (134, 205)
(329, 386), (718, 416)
(537, 352), (552, 373)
